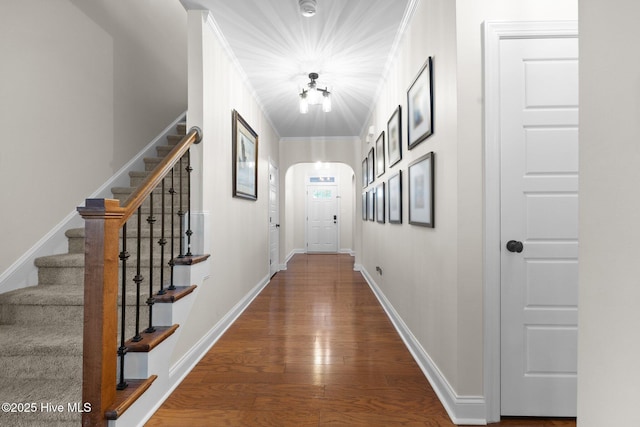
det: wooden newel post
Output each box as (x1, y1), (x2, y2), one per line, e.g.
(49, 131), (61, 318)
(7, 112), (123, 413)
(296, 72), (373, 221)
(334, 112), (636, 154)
(78, 199), (125, 427)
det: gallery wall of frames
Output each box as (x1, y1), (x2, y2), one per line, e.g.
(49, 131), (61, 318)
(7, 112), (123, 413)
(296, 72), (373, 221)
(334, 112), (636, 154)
(362, 56), (435, 228)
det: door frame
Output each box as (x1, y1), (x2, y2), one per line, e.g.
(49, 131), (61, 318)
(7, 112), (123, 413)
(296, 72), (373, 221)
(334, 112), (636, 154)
(483, 20), (579, 423)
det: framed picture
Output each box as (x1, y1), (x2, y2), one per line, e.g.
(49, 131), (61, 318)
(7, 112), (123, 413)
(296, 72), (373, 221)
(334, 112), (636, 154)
(376, 182), (385, 224)
(362, 158), (368, 188)
(388, 171), (402, 224)
(367, 147), (375, 185)
(407, 57), (434, 150)
(362, 192), (367, 220)
(232, 110), (258, 200)
(408, 152), (434, 227)
(367, 188), (375, 221)
(387, 105), (402, 167)
(376, 131), (385, 177)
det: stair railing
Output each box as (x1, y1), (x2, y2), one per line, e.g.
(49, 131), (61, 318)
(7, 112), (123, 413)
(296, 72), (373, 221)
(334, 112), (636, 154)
(77, 126), (202, 427)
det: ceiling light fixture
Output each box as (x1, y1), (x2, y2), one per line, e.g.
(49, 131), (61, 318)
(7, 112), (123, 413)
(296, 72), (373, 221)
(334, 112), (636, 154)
(299, 72), (331, 114)
(299, 0), (317, 17)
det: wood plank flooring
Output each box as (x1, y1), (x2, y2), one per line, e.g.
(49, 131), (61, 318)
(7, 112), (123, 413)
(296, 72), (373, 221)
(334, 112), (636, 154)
(145, 254), (576, 426)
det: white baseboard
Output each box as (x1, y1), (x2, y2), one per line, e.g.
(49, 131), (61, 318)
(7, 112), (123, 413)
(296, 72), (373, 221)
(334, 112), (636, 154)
(360, 267), (487, 425)
(284, 249), (305, 266)
(339, 248), (355, 256)
(0, 112), (187, 295)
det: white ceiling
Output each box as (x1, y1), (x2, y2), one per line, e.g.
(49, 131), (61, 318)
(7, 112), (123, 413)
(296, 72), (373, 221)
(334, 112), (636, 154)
(180, 0), (412, 139)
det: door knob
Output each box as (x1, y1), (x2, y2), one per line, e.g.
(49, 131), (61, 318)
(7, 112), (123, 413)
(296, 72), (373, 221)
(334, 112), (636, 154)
(506, 240), (524, 253)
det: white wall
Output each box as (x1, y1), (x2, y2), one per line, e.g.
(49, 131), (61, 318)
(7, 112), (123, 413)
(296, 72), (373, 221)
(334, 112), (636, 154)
(283, 163), (355, 258)
(0, 0), (187, 275)
(578, 1), (640, 425)
(170, 11), (279, 364)
(359, 0), (579, 412)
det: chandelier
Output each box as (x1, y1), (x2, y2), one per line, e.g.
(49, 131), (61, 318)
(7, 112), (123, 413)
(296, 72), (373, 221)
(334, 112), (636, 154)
(299, 72), (331, 114)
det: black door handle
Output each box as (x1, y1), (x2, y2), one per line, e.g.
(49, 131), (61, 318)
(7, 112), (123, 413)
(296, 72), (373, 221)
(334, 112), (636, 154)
(506, 240), (524, 253)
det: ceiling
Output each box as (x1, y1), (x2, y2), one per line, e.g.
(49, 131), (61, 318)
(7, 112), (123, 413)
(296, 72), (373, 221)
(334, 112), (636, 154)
(180, 0), (412, 139)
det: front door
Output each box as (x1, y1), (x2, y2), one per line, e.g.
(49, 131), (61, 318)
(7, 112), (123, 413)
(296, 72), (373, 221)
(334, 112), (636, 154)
(306, 185), (338, 253)
(500, 35), (579, 416)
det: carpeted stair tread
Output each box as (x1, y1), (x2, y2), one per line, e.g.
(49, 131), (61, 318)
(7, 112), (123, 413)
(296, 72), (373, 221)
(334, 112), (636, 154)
(0, 324), (82, 357)
(0, 283), (84, 306)
(34, 253), (84, 268)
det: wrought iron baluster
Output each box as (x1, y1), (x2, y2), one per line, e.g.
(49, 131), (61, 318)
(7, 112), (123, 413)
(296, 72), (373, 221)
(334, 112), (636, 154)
(132, 206), (143, 342)
(168, 168), (176, 291)
(145, 192), (156, 333)
(117, 223), (129, 390)
(186, 149), (193, 257)
(177, 155), (185, 258)
(157, 178), (167, 295)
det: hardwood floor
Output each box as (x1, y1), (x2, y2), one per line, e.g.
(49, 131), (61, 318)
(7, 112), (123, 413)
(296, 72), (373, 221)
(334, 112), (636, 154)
(146, 254), (576, 427)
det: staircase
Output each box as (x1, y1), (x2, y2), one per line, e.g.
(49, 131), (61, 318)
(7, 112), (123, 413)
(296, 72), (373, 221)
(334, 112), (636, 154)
(0, 122), (196, 426)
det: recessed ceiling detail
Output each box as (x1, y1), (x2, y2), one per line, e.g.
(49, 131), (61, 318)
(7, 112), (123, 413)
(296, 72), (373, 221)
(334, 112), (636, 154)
(181, 0), (411, 138)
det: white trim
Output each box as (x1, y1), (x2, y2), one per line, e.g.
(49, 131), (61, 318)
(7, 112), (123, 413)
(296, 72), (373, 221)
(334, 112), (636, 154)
(361, 267), (486, 425)
(135, 273), (270, 427)
(338, 249), (355, 256)
(284, 249), (305, 267)
(482, 20), (579, 423)
(0, 112), (187, 295)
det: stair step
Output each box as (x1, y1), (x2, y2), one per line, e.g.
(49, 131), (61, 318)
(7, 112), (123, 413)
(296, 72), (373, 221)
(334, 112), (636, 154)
(66, 227), (185, 256)
(0, 325), (82, 380)
(125, 324), (179, 352)
(128, 170), (191, 189)
(176, 122), (186, 135)
(155, 285), (197, 303)
(105, 376), (157, 421)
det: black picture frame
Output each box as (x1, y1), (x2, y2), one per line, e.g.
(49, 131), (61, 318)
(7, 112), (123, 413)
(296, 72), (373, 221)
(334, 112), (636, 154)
(407, 57), (434, 150)
(367, 147), (375, 185)
(408, 152), (434, 227)
(388, 171), (402, 224)
(362, 158), (368, 188)
(376, 182), (385, 224)
(367, 188), (375, 221)
(387, 105), (402, 167)
(232, 110), (258, 200)
(362, 192), (367, 220)
(376, 131), (385, 177)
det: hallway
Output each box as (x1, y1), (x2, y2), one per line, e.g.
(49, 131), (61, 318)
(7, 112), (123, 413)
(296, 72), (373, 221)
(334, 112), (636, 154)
(145, 254), (576, 426)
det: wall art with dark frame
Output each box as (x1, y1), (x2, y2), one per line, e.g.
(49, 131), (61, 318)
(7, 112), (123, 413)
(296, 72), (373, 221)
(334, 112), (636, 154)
(367, 147), (375, 185)
(387, 105), (402, 167)
(376, 182), (385, 224)
(232, 109), (258, 200)
(388, 170), (402, 224)
(408, 152), (434, 227)
(376, 131), (385, 178)
(367, 188), (375, 222)
(407, 56), (434, 150)
(362, 157), (368, 188)
(362, 192), (367, 220)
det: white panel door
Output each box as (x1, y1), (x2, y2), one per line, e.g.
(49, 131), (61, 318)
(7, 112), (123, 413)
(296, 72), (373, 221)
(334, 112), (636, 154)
(269, 162), (280, 277)
(306, 185), (338, 253)
(500, 36), (579, 416)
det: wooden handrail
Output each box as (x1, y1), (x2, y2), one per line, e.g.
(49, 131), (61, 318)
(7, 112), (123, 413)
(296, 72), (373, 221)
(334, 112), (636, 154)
(120, 126), (202, 226)
(78, 126), (202, 426)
